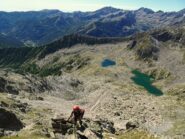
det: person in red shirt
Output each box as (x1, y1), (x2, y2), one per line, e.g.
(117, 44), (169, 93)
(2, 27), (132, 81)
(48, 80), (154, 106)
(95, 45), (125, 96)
(68, 105), (85, 126)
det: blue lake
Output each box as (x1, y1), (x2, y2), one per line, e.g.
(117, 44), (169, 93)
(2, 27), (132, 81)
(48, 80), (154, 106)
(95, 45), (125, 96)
(131, 70), (163, 96)
(101, 59), (116, 67)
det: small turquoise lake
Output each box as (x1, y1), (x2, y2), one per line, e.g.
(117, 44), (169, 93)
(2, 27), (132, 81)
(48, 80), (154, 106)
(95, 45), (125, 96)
(101, 59), (116, 67)
(131, 70), (163, 96)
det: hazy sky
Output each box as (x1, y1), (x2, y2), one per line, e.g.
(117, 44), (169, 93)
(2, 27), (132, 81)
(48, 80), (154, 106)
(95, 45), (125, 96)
(0, 0), (184, 12)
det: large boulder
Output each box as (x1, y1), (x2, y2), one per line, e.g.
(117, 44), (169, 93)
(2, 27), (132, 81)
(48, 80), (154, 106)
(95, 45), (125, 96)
(0, 77), (19, 95)
(11, 102), (29, 113)
(126, 121), (139, 130)
(95, 119), (115, 134)
(51, 118), (116, 139)
(52, 118), (73, 135)
(0, 108), (23, 131)
(0, 128), (4, 137)
(77, 129), (98, 139)
(0, 101), (9, 107)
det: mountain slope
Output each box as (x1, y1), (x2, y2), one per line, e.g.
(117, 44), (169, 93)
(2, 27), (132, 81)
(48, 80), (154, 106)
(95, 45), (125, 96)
(0, 25), (184, 78)
(0, 34), (123, 69)
(128, 25), (185, 60)
(0, 7), (184, 45)
(0, 24), (184, 69)
(0, 33), (25, 48)
(78, 11), (137, 37)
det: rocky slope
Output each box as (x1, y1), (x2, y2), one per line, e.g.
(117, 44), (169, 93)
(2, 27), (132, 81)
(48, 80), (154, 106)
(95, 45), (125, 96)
(128, 25), (185, 59)
(0, 28), (185, 138)
(0, 34), (123, 70)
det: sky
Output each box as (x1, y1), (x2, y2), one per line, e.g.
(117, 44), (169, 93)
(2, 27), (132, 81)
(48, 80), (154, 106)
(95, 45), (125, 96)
(0, 0), (184, 12)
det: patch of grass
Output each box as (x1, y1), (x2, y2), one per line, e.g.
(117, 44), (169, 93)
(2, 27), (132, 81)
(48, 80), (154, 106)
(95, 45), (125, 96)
(183, 51), (185, 64)
(145, 68), (171, 80)
(39, 64), (62, 77)
(118, 131), (157, 139)
(168, 120), (185, 136)
(62, 91), (79, 100)
(0, 93), (14, 105)
(166, 84), (185, 101)
(0, 47), (43, 68)
(1, 133), (49, 139)
(61, 54), (90, 72)
(16, 54), (90, 77)
(104, 130), (158, 139)
(52, 56), (60, 63)
(17, 62), (62, 77)
(21, 63), (40, 74)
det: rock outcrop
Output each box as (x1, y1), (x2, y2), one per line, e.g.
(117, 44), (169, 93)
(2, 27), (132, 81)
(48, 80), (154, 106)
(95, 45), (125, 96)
(0, 71), (52, 95)
(0, 77), (19, 94)
(0, 128), (4, 137)
(126, 121), (139, 130)
(0, 108), (23, 131)
(11, 101), (29, 113)
(51, 118), (116, 139)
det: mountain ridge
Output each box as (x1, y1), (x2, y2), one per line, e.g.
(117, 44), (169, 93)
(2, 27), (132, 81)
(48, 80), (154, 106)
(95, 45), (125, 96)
(1, 6), (183, 13)
(0, 6), (184, 46)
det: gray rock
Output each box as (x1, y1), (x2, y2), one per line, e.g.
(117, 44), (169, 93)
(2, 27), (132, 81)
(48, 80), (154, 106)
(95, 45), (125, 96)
(128, 40), (137, 49)
(114, 112), (121, 116)
(51, 117), (116, 139)
(0, 101), (9, 107)
(36, 96), (44, 101)
(11, 102), (29, 113)
(51, 118), (73, 135)
(41, 128), (50, 137)
(98, 120), (115, 134)
(126, 121), (139, 130)
(0, 108), (23, 131)
(0, 128), (4, 137)
(0, 77), (19, 95)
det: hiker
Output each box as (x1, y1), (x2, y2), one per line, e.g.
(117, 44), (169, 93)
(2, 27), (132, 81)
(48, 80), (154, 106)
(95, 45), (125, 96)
(68, 105), (85, 126)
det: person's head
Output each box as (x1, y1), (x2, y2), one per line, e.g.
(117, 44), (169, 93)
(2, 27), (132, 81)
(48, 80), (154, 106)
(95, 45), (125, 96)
(73, 105), (80, 111)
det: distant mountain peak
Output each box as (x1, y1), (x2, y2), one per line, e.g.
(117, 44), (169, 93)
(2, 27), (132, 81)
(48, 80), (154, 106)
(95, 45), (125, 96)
(40, 9), (61, 14)
(137, 7), (154, 14)
(156, 10), (164, 13)
(95, 6), (122, 13)
(179, 8), (185, 14)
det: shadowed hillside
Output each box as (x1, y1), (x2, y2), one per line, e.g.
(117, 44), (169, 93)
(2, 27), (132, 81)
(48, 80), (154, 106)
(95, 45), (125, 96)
(0, 34), (123, 71)
(0, 33), (25, 48)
